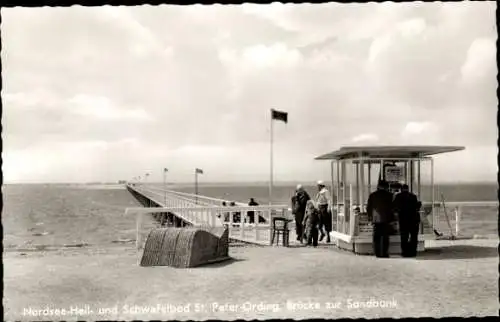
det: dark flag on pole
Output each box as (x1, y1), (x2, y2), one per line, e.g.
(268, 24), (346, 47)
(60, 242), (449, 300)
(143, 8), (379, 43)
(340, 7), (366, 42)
(195, 168), (204, 174)
(271, 109), (288, 123)
(164, 168), (168, 172)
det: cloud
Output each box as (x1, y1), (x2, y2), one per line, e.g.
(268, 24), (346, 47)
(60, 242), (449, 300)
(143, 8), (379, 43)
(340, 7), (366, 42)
(1, 3), (497, 183)
(2, 89), (60, 109)
(432, 145), (498, 183)
(460, 38), (497, 85)
(242, 43), (302, 68)
(351, 133), (380, 143)
(397, 17), (427, 38)
(68, 94), (153, 121)
(402, 121), (435, 136)
(400, 121), (441, 145)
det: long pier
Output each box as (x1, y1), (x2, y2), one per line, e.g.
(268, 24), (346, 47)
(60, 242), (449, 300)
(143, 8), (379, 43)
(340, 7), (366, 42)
(125, 183), (290, 249)
(125, 183), (498, 252)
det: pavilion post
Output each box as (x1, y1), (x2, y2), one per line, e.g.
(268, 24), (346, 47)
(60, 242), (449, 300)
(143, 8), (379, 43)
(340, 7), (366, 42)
(341, 160), (347, 234)
(431, 158), (435, 231)
(409, 160), (414, 194)
(404, 161), (408, 186)
(331, 160), (335, 208)
(417, 160), (421, 199)
(380, 159), (384, 183)
(359, 158), (365, 212)
(367, 162), (371, 194)
(355, 161), (360, 207)
(337, 160), (342, 233)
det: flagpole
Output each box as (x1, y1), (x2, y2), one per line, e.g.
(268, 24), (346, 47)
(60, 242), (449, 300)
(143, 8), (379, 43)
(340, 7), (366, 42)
(269, 109), (274, 206)
(195, 170), (198, 205)
(163, 169), (167, 205)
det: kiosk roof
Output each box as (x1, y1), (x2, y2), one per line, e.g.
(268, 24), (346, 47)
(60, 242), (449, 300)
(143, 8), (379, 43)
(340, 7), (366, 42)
(315, 145), (465, 160)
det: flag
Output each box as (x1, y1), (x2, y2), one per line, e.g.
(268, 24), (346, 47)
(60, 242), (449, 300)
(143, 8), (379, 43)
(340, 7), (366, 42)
(164, 168), (168, 172)
(271, 109), (288, 123)
(195, 168), (204, 174)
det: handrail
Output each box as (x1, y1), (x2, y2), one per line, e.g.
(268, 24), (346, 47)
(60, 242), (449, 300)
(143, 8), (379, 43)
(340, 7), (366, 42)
(335, 199), (497, 239)
(128, 204), (289, 250)
(165, 188), (247, 205)
(128, 185), (213, 226)
(130, 184), (210, 208)
(436, 201), (498, 207)
(127, 205), (289, 214)
(132, 184), (248, 206)
(129, 184), (272, 230)
(145, 188), (214, 207)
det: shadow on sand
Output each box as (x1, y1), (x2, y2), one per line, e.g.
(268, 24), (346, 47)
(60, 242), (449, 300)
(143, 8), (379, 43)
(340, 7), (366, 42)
(417, 245), (498, 260)
(197, 257), (247, 268)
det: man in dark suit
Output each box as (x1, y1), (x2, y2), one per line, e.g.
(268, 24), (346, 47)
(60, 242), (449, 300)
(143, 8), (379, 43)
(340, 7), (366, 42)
(393, 184), (422, 257)
(367, 180), (394, 258)
(291, 184), (310, 243)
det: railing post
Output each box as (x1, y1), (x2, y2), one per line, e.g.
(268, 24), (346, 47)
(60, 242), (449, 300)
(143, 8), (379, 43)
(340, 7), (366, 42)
(136, 211), (142, 251)
(348, 184), (353, 235)
(254, 208), (259, 242)
(269, 209), (273, 245)
(240, 208), (245, 239)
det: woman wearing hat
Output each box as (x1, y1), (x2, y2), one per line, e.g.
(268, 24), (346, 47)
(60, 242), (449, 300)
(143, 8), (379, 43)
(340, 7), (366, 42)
(315, 180), (332, 243)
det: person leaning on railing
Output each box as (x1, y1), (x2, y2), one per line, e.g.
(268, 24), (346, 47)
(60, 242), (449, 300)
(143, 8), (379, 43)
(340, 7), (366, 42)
(221, 201), (230, 223)
(230, 201), (241, 224)
(247, 198), (259, 224)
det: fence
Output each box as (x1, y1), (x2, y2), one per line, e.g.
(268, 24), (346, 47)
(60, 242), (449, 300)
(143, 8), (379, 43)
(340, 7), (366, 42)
(125, 204), (290, 251)
(433, 201), (498, 238)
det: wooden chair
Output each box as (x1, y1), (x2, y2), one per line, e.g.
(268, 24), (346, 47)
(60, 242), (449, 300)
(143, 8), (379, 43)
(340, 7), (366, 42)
(271, 217), (291, 246)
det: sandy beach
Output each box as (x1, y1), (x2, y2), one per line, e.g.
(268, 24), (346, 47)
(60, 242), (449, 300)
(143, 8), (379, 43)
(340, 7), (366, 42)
(4, 238), (498, 320)
(3, 184), (498, 320)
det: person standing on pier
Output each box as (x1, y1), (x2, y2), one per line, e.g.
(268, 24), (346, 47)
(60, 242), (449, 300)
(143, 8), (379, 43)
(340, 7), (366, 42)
(247, 198), (259, 223)
(393, 184), (422, 257)
(291, 184), (310, 243)
(302, 200), (320, 247)
(367, 180), (394, 258)
(315, 181), (332, 243)
(230, 201), (241, 224)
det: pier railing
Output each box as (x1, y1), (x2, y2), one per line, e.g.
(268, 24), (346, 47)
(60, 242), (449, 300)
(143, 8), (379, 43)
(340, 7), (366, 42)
(125, 184), (290, 248)
(432, 201), (498, 238)
(131, 183), (248, 207)
(334, 200), (498, 241)
(127, 205), (290, 250)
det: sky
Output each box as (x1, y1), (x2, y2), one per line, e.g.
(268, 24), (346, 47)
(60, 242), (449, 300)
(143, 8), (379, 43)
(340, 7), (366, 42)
(1, 2), (498, 184)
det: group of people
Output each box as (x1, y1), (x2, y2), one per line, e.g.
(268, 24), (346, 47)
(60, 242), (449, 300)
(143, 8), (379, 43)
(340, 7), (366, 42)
(290, 179), (422, 258)
(220, 198), (264, 224)
(291, 181), (333, 247)
(367, 180), (422, 258)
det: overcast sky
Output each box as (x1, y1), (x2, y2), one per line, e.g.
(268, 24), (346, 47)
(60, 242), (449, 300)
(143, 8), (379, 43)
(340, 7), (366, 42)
(2, 2), (497, 184)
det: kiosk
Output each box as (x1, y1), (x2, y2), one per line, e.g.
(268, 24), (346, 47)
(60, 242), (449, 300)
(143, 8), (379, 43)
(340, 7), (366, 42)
(315, 145), (465, 255)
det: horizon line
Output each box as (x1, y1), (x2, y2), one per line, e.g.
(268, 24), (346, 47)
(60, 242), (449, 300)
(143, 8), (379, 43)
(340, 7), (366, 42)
(3, 180), (498, 185)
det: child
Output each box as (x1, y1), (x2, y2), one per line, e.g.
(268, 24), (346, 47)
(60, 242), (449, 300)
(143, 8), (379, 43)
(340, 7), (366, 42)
(302, 200), (320, 247)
